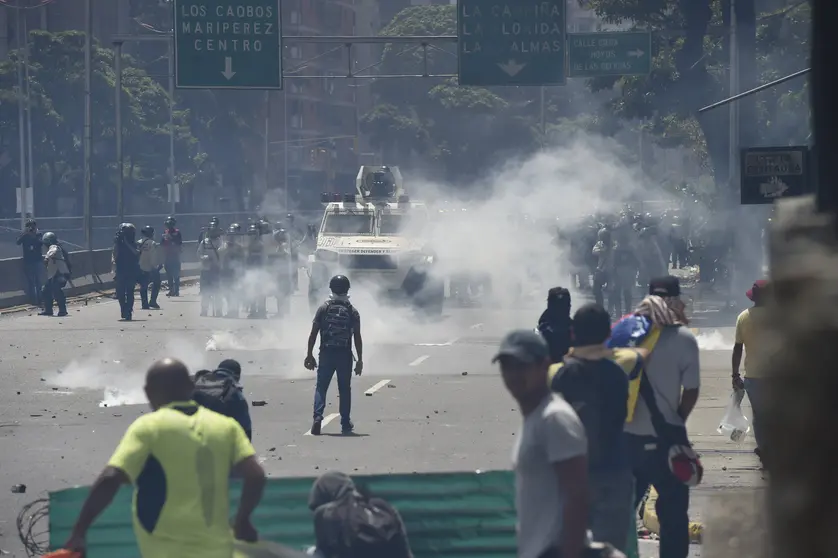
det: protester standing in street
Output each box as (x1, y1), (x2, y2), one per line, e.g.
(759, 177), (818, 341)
(624, 276), (701, 558)
(493, 329), (589, 558)
(537, 287), (572, 363)
(732, 279), (770, 469)
(62, 358), (266, 558)
(40, 232), (70, 317)
(17, 218), (43, 306)
(305, 275), (363, 436)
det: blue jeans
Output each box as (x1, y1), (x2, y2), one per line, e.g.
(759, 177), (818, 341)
(23, 259), (42, 305)
(744, 377), (765, 451)
(313, 349), (353, 427)
(628, 434), (690, 558)
(589, 469), (634, 552)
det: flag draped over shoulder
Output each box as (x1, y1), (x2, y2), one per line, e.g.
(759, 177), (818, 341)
(607, 313), (661, 422)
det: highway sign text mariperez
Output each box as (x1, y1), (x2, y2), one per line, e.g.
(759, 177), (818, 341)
(174, 0), (282, 89)
(457, 0), (567, 86)
(740, 146), (811, 204)
(567, 31), (652, 78)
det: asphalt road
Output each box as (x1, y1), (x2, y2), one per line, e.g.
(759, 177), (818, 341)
(0, 285), (758, 557)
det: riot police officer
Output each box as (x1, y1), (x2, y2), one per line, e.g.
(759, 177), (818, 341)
(219, 223), (245, 318)
(39, 232), (70, 317)
(305, 275), (363, 435)
(245, 222), (267, 318)
(197, 221), (223, 317)
(270, 226), (292, 317)
(113, 223), (140, 321)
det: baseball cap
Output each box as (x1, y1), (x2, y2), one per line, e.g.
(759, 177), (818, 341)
(649, 275), (681, 297)
(491, 329), (549, 364)
(746, 279), (769, 301)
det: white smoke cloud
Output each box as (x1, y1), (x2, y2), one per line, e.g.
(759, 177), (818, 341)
(204, 135), (678, 365)
(44, 337), (209, 407)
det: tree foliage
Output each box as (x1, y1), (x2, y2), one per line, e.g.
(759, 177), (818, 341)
(584, 0), (811, 190)
(0, 30), (199, 216)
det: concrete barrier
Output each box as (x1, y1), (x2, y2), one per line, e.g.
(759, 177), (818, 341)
(0, 241), (201, 310)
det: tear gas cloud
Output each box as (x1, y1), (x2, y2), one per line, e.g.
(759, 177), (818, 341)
(218, 134), (682, 353)
(45, 338), (209, 407)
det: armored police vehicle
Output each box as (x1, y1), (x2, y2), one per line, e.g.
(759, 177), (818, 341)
(307, 165), (444, 315)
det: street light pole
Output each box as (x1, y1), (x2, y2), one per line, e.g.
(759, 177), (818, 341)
(23, 14), (34, 216)
(83, 0), (93, 249)
(15, 10), (26, 228)
(115, 41), (124, 223)
(168, 37), (177, 214)
(284, 90), (289, 210)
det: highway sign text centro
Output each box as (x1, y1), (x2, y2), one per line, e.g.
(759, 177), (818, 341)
(173, 0), (282, 89)
(567, 31), (652, 78)
(457, 0), (567, 87)
(740, 146), (810, 205)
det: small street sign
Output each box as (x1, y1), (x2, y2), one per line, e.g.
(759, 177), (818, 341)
(567, 31), (652, 78)
(740, 146), (811, 204)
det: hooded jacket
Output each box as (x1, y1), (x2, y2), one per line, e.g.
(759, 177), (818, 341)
(308, 472), (413, 558)
(537, 288), (572, 363)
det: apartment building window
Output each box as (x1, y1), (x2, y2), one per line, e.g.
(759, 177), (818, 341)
(291, 114), (302, 129)
(290, 46), (302, 59)
(290, 10), (300, 24)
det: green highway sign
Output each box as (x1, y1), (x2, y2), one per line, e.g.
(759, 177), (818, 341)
(567, 31), (652, 78)
(173, 0), (282, 89)
(457, 0), (567, 86)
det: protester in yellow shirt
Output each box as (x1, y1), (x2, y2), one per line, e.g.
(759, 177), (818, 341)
(732, 280), (769, 467)
(64, 358), (266, 557)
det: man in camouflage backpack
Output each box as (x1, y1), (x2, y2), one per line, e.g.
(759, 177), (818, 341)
(305, 275), (363, 436)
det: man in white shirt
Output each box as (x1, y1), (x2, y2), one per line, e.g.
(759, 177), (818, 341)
(493, 330), (589, 558)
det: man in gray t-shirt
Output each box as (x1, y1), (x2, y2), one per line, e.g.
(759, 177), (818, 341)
(493, 330), (588, 558)
(628, 276), (700, 558)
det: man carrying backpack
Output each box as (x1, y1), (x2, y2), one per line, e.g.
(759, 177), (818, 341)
(307, 471), (412, 558)
(193, 359), (252, 440)
(40, 232), (71, 317)
(305, 275), (363, 436)
(549, 303), (642, 553)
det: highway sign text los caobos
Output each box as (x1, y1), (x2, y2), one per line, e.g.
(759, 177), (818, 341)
(457, 0), (567, 87)
(567, 31), (651, 78)
(174, 0), (282, 89)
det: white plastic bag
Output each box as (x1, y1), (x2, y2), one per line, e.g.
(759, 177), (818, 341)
(717, 388), (751, 442)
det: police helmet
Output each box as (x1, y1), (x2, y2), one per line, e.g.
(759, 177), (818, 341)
(248, 223), (260, 235)
(210, 216), (219, 224)
(141, 225), (154, 238)
(329, 274), (350, 295)
(597, 228), (610, 241)
(228, 223), (241, 234)
(119, 223), (137, 242)
(25, 218), (37, 230)
(164, 216), (176, 226)
(41, 231), (58, 245)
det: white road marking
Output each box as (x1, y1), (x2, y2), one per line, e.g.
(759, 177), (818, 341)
(32, 391), (74, 395)
(364, 379), (391, 396)
(409, 355), (429, 367)
(304, 413), (340, 435)
(413, 337), (459, 347)
(470, 323), (483, 329)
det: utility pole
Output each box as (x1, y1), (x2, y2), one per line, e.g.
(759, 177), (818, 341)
(23, 14), (34, 217)
(83, 0), (93, 250)
(115, 41), (124, 223)
(284, 90), (289, 210)
(728, 2), (739, 204)
(540, 86), (546, 147)
(264, 91), (270, 195)
(167, 37), (176, 214)
(16, 9), (26, 227)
